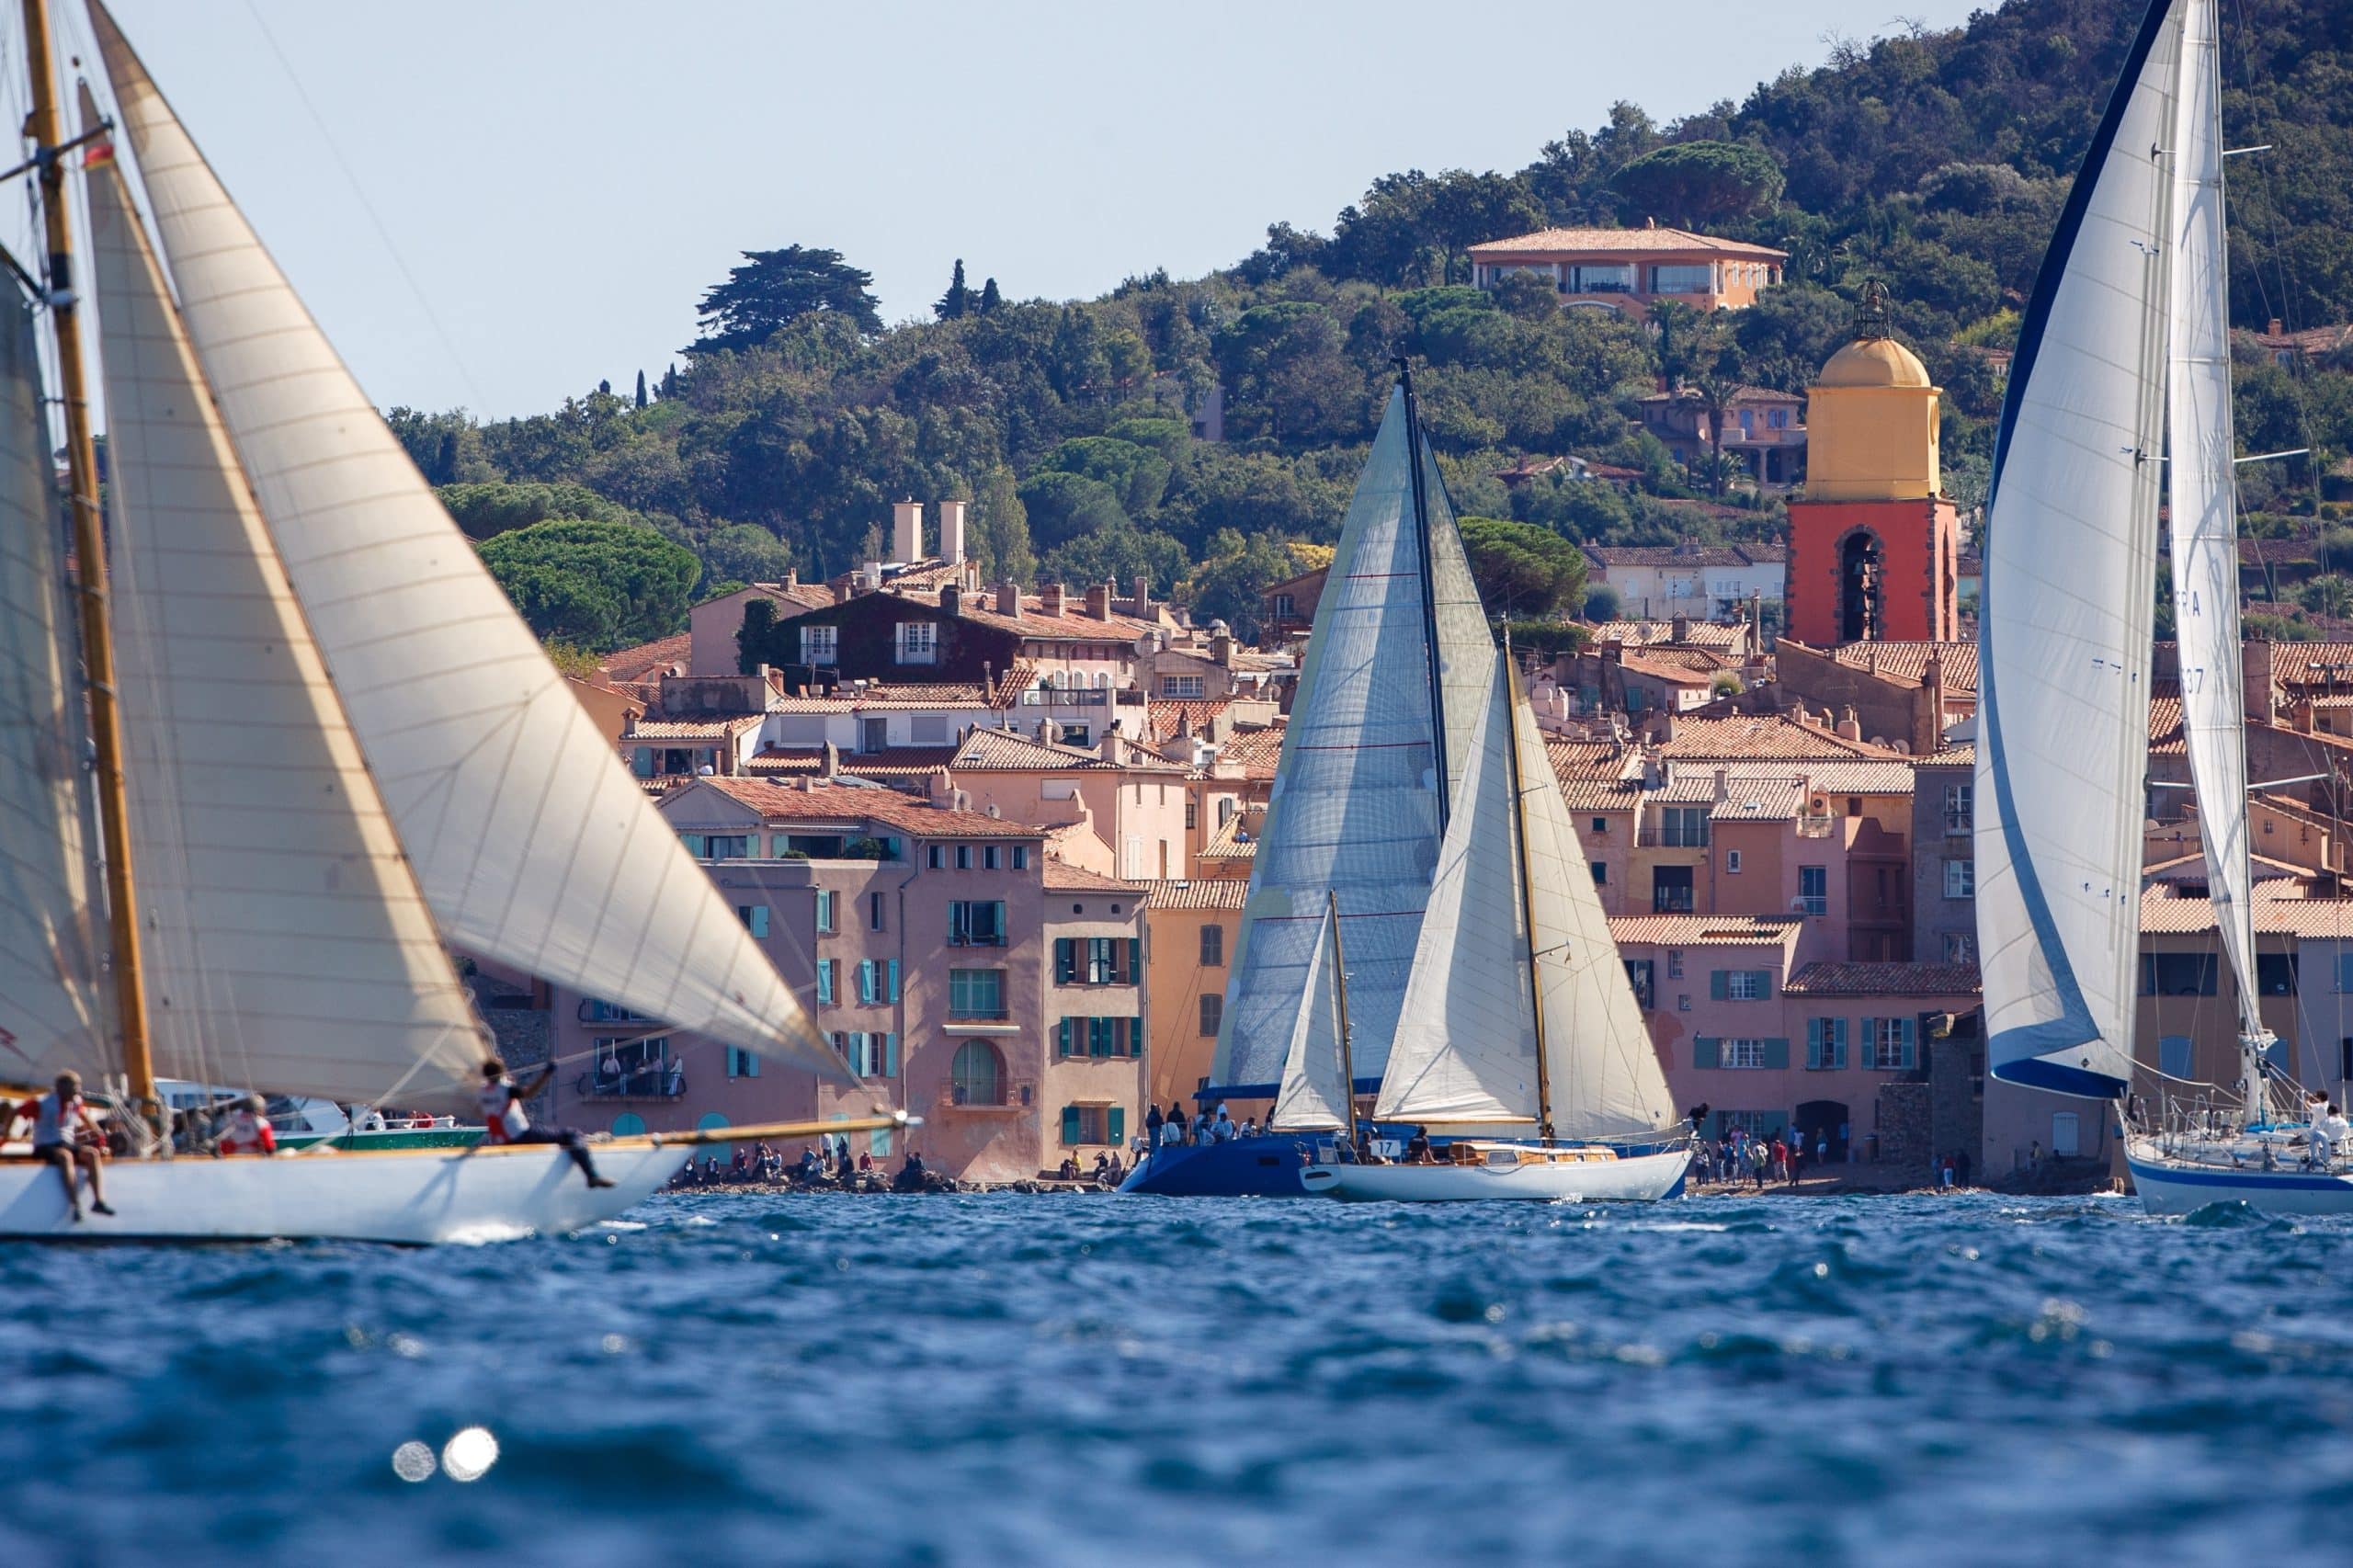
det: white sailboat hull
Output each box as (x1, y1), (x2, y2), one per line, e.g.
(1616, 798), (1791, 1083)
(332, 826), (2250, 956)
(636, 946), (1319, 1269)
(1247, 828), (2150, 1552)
(2127, 1135), (2353, 1217)
(1304, 1145), (1689, 1203)
(0, 1141), (686, 1244)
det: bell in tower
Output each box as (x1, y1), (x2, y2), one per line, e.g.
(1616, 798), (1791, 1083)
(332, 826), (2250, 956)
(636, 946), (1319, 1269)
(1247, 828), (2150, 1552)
(1784, 282), (1961, 647)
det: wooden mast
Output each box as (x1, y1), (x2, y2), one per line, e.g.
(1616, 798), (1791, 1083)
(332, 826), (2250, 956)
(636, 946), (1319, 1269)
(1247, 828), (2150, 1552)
(24, 0), (154, 1119)
(1327, 888), (1359, 1150)
(1500, 632), (1554, 1144)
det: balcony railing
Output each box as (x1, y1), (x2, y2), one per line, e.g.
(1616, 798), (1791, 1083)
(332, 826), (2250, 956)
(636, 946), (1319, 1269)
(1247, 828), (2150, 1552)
(1796, 813), (1836, 837)
(575, 1072), (685, 1100)
(947, 1006), (1012, 1023)
(1944, 812), (1973, 835)
(942, 1079), (1031, 1108)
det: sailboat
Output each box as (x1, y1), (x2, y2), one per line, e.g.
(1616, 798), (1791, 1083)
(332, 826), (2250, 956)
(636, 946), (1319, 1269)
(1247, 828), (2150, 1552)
(1301, 643), (1690, 1201)
(1120, 366), (1495, 1196)
(0, 1), (896, 1242)
(1976, 0), (2340, 1214)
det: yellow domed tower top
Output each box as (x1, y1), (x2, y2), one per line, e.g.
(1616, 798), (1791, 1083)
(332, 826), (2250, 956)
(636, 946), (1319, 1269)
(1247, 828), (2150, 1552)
(1806, 288), (1941, 502)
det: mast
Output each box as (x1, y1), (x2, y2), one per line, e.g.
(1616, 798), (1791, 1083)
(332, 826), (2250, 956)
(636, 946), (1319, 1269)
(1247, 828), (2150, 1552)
(1327, 889), (1359, 1149)
(1393, 357), (1450, 833)
(25, 0), (153, 1118)
(1501, 633), (1553, 1142)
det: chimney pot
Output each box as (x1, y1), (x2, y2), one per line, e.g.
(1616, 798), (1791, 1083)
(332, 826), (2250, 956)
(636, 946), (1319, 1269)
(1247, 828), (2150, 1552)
(1133, 574), (1152, 617)
(1086, 582), (1112, 620)
(1040, 583), (1066, 619)
(995, 580), (1020, 617)
(938, 499), (968, 565)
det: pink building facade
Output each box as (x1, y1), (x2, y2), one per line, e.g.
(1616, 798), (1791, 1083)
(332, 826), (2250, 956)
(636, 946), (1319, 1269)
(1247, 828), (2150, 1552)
(542, 778), (1146, 1183)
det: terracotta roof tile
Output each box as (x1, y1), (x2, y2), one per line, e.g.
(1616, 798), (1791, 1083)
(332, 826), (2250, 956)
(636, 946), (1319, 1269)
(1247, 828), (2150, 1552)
(1042, 857), (1145, 893)
(1606, 914), (1805, 947)
(602, 632), (691, 684)
(1817, 641), (1979, 694)
(1782, 961), (1982, 996)
(1140, 879), (1251, 911)
(1217, 726), (1287, 779)
(950, 726), (1185, 773)
(1657, 714), (1905, 763)
(1586, 619), (1748, 650)
(626, 715), (764, 741)
(676, 776), (1042, 836)
(745, 745), (959, 778)
(1469, 224), (1787, 260)
(1146, 699), (1233, 744)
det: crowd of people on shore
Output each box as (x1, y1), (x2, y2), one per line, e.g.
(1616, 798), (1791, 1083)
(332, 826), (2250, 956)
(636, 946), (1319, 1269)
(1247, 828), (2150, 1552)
(1691, 1123), (1824, 1189)
(665, 1141), (938, 1193)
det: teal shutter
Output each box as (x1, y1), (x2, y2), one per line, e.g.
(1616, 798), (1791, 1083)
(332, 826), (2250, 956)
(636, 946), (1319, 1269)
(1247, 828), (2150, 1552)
(1862, 1018), (1878, 1065)
(887, 960), (901, 1002)
(1108, 1108), (1126, 1143)
(883, 1033), (899, 1076)
(1054, 938), (1075, 983)
(1057, 1017), (1073, 1056)
(816, 960), (834, 1006)
(1751, 969), (1773, 996)
(1694, 1037), (1721, 1069)
(1900, 1018), (1917, 1071)
(1762, 1038), (1790, 1070)
(1805, 1018), (1823, 1069)
(1127, 937), (1142, 983)
(1132, 1016), (1145, 1058)
(1061, 1106), (1082, 1144)
(1709, 971), (1728, 1001)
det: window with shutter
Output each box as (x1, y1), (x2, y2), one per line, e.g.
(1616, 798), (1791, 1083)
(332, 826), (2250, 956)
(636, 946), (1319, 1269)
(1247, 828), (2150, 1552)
(1061, 1106), (1083, 1145)
(1127, 937), (1142, 983)
(1199, 995), (1222, 1037)
(1693, 1037), (1721, 1069)
(887, 960), (900, 1002)
(816, 960), (835, 1006)
(1108, 1108), (1126, 1144)
(1200, 925), (1223, 966)
(1054, 938), (1076, 984)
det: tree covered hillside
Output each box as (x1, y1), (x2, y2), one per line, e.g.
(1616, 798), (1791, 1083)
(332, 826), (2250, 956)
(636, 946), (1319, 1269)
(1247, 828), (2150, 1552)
(398, 0), (2353, 651)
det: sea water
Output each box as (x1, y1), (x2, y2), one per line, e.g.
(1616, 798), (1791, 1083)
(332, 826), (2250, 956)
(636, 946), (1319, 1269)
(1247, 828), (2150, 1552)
(2, 1190), (2347, 1565)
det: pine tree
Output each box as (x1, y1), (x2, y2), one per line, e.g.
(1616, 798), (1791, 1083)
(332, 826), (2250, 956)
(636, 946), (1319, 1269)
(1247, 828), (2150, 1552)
(597, 378), (612, 396)
(979, 276), (1002, 314)
(936, 257), (972, 321)
(634, 369), (648, 408)
(660, 362), (679, 399)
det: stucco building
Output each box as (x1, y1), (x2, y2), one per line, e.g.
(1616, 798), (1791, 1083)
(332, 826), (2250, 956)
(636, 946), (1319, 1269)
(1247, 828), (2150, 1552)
(1468, 221), (1786, 320)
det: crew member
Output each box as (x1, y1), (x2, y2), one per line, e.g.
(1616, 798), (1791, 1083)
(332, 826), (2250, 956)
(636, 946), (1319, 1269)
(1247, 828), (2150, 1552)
(16, 1072), (115, 1221)
(478, 1059), (614, 1188)
(215, 1094), (278, 1157)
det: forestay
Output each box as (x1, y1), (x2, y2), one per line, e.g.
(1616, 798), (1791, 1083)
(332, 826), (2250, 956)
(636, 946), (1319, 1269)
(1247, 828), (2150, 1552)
(1976, 0), (2182, 1097)
(1268, 904), (1349, 1133)
(1211, 388), (1484, 1089)
(2165, 0), (2259, 1040)
(92, 6), (842, 1082)
(89, 119), (486, 1108)
(0, 293), (109, 1080)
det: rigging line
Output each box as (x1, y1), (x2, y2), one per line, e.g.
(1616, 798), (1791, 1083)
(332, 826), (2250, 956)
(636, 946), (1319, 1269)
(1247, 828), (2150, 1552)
(235, 0), (485, 414)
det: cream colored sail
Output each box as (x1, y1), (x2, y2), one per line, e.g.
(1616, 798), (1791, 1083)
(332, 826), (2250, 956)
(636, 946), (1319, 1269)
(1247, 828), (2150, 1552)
(91, 5), (841, 1082)
(0, 290), (109, 1081)
(88, 119), (486, 1109)
(1508, 659), (1678, 1141)
(1268, 904), (1349, 1133)
(1377, 655), (1539, 1125)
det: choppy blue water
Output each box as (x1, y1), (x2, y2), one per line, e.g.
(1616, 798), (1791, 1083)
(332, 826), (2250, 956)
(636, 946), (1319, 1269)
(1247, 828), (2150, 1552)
(2, 1191), (2347, 1565)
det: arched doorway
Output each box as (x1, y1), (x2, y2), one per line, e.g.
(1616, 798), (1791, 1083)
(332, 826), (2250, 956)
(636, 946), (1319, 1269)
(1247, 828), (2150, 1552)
(951, 1040), (1004, 1106)
(610, 1112), (647, 1137)
(696, 1111), (731, 1162)
(1796, 1099), (1849, 1164)
(1839, 530), (1884, 642)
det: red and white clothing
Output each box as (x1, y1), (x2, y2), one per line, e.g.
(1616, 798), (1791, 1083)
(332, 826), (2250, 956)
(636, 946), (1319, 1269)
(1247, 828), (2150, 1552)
(20, 1091), (87, 1151)
(479, 1079), (530, 1144)
(217, 1108), (278, 1156)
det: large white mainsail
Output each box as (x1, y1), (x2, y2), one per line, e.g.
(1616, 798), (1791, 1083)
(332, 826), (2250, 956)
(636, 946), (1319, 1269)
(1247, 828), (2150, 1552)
(2165, 0), (2260, 1044)
(1976, 0), (2184, 1097)
(1267, 904), (1350, 1133)
(88, 116), (485, 1108)
(1210, 385), (1489, 1091)
(90, 6), (842, 1083)
(0, 290), (109, 1080)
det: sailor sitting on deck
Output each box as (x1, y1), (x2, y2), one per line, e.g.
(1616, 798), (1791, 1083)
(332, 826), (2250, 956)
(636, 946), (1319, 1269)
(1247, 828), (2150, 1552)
(12, 1072), (115, 1221)
(478, 1058), (615, 1189)
(214, 1094), (278, 1157)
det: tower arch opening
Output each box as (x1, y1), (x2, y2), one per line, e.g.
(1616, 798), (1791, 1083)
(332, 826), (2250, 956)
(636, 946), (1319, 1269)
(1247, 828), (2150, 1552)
(1839, 530), (1885, 642)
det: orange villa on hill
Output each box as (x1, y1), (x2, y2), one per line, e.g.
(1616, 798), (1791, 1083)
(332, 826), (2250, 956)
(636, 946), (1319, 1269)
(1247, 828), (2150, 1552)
(1469, 220), (1786, 320)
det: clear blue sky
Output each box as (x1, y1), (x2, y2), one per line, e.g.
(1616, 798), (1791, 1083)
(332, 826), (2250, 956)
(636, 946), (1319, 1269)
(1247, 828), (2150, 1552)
(89, 1), (1983, 417)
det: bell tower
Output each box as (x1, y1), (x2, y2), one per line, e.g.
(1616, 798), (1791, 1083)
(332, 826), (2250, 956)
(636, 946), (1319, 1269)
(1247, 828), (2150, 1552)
(1786, 285), (1960, 647)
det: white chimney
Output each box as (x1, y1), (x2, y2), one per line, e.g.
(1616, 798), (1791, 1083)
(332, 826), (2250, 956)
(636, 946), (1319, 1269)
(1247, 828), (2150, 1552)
(892, 498), (923, 564)
(939, 499), (968, 565)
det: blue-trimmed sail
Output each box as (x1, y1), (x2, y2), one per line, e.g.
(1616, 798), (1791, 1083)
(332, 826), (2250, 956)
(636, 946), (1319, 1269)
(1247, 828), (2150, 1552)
(1977, 0), (2184, 1097)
